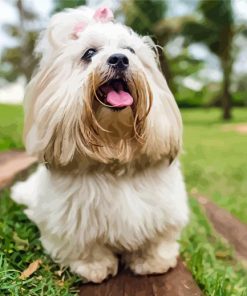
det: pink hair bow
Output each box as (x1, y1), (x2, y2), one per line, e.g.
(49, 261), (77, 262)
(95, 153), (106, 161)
(73, 7), (114, 38)
(93, 7), (114, 22)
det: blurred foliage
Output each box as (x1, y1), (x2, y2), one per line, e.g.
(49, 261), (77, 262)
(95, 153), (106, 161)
(234, 74), (247, 106)
(1, 0), (247, 120)
(122, 0), (166, 36)
(121, 0), (247, 119)
(170, 50), (205, 107)
(182, 0), (236, 119)
(121, 0), (209, 103)
(54, 0), (86, 12)
(121, 0), (175, 90)
(1, 0), (38, 82)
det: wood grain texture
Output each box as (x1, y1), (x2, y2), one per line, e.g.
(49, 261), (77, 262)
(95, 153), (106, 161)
(197, 195), (247, 260)
(79, 258), (203, 296)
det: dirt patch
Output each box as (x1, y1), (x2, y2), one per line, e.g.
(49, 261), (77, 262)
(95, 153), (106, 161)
(196, 195), (247, 261)
(0, 150), (25, 165)
(223, 124), (247, 134)
(79, 258), (202, 296)
(0, 150), (37, 190)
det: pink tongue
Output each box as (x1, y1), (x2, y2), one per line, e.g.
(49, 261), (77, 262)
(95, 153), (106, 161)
(106, 90), (133, 107)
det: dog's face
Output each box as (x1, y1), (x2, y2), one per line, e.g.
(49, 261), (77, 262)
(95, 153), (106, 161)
(24, 7), (182, 168)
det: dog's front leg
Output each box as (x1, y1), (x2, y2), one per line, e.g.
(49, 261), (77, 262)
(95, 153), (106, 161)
(69, 244), (118, 283)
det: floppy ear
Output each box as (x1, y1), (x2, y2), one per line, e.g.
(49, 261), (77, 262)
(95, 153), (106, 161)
(22, 8), (94, 166)
(140, 39), (183, 163)
(23, 7), (93, 163)
(23, 65), (86, 168)
(23, 6), (116, 167)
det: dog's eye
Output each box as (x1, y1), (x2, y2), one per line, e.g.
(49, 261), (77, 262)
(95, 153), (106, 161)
(126, 47), (135, 54)
(81, 48), (97, 61)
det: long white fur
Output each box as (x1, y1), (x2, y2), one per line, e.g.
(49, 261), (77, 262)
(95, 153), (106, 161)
(11, 6), (189, 283)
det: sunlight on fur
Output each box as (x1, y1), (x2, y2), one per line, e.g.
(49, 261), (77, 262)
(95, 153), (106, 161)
(11, 6), (189, 283)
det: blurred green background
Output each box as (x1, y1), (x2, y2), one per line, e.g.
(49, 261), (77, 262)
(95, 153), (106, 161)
(1, 0), (247, 118)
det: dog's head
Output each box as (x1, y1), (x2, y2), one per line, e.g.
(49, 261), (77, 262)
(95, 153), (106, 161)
(24, 6), (182, 168)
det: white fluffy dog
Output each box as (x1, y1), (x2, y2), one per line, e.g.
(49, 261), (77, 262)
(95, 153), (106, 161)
(11, 6), (189, 283)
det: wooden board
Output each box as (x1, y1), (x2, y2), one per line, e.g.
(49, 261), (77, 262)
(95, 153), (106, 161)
(0, 150), (36, 190)
(197, 195), (247, 260)
(79, 258), (202, 296)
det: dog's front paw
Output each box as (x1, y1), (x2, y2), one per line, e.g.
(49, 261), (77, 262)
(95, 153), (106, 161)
(124, 241), (179, 275)
(70, 256), (118, 283)
(128, 253), (177, 275)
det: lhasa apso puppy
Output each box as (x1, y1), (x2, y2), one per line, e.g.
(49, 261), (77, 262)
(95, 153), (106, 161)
(11, 6), (189, 283)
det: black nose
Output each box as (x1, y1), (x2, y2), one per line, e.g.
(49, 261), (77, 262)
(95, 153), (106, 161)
(107, 53), (129, 70)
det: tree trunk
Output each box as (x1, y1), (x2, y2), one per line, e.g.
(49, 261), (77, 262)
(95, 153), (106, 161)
(219, 21), (234, 121)
(221, 59), (232, 120)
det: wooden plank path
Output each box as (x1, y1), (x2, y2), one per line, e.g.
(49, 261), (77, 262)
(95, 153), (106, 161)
(0, 150), (36, 190)
(79, 259), (203, 296)
(197, 195), (247, 261)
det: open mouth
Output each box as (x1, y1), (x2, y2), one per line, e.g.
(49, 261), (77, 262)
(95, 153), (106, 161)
(96, 79), (134, 111)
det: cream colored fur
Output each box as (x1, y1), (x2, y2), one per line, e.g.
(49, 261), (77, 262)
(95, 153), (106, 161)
(11, 6), (189, 283)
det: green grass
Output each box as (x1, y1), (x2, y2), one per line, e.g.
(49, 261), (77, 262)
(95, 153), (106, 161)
(180, 108), (247, 295)
(0, 104), (247, 295)
(181, 198), (247, 296)
(181, 108), (247, 223)
(0, 104), (24, 151)
(0, 190), (80, 296)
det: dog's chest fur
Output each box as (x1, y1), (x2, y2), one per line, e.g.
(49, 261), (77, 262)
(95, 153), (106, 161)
(33, 160), (187, 255)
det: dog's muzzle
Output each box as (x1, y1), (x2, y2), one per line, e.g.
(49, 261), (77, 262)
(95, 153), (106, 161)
(94, 53), (133, 110)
